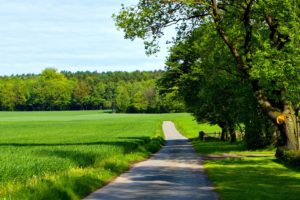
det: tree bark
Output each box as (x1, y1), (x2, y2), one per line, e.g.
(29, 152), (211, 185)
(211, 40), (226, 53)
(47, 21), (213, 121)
(221, 128), (228, 141)
(281, 103), (298, 150)
(219, 123), (229, 141)
(229, 124), (237, 143)
(256, 91), (298, 150)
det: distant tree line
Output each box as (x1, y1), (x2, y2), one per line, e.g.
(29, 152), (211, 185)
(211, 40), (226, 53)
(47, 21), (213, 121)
(0, 68), (185, 113)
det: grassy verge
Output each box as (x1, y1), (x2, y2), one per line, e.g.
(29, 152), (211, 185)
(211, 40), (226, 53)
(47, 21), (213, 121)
(0, 111), (166, 200)
(172, 115), (300, 200)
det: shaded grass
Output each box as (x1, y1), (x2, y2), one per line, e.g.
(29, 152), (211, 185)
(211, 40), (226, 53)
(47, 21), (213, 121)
(172, 116), (300, 200)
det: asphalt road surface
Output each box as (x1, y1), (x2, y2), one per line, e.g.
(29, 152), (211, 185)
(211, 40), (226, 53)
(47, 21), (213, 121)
(84, 121), (218, 200)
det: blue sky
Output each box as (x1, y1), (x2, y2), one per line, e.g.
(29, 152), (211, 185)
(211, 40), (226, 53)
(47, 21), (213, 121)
(0, 0), (171, 75)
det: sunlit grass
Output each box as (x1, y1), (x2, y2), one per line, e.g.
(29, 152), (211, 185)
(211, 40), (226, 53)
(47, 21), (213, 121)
(0, 111), (174, 199)
(171, 115), (221, 138)
(205, 157), (300, 200)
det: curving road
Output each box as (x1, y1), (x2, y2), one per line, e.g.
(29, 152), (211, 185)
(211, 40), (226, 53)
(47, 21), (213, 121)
(84, 121), (218, 200)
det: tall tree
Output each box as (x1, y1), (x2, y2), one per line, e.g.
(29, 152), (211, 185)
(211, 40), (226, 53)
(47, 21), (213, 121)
(0, 81), (16, 111)
(116, 82), (131, 112)
(13, 79), (28, 110)
(159, 26), (247, 143)
(90, 82), (106, 109)
(72, 80), (90, 110)
(32, 68), (73, 110)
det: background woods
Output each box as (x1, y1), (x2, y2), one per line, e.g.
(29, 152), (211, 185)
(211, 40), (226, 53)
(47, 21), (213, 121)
(0, 68), (184, 113)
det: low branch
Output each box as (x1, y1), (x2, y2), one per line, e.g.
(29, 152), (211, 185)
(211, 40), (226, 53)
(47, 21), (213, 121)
(264, 14), (290, 50)
(161, 0), (211, 6)
(244, 0), (254, 61)
(251, 80), (280, 122)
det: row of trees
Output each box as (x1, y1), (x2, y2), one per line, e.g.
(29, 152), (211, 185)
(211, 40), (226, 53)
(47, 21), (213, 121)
(0, 69), (184, 113)
(115, 0), (300, 150)
(158, 27), (275, 148)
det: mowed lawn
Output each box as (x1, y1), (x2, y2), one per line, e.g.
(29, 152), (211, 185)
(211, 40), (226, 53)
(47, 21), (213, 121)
(0, 111), (181, 200)
(174, 117), (300, 200)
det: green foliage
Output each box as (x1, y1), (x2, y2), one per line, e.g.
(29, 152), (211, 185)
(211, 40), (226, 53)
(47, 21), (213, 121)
(0, 69), (182, 113)
(0, 81), (17, 110)
(28, 69), (73, 111)
(72, 80), (91, 110)
(116, 83), (130, 112)
(158, 25), (274, 146)
(160, 90), (185, 113)
(115, 0), (300, 106)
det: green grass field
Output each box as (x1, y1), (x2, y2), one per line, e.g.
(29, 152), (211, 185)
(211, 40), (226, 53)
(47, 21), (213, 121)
(0, 111), (299, 200)
(0, 111), (181, 200)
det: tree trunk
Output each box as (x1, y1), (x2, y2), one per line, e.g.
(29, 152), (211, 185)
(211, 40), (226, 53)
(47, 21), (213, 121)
(254, 89), (298, 150)
(296, 108), (300, 150)
(229, 124), (237, 143)
(219, 123), (228, 141)
(281, 103), (298, 150)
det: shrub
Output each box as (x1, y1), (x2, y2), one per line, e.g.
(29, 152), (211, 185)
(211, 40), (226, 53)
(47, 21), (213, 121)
(275, 147), (300, 167)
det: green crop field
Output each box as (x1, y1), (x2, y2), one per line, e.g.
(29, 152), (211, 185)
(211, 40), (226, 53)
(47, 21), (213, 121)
(0, 111), (212, 200)
(0, 111), (167, 199)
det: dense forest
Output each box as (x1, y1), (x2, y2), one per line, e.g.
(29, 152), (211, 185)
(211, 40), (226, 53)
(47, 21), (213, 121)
(0, 68), (184, 113)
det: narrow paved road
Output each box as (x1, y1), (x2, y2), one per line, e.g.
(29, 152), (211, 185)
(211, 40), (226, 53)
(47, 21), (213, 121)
(84, 121), (218, 200)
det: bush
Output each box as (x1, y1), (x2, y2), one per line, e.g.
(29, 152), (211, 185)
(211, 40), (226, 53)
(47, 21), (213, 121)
(275, 147), (300, 167)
